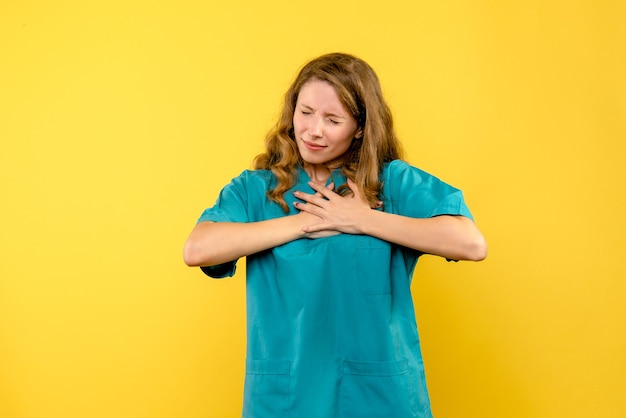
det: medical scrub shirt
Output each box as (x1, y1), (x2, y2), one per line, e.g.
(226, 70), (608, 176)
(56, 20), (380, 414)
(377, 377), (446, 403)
(197, 160), (474, 418)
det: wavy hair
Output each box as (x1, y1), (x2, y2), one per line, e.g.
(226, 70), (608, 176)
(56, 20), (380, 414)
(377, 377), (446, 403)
(253, 52), (403, 212)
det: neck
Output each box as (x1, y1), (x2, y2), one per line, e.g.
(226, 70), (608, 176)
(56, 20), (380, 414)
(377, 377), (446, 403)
(304, 163), (332, 185)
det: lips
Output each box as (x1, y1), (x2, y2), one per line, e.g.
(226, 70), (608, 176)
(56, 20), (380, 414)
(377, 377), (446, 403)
(302, 140), (327, 151)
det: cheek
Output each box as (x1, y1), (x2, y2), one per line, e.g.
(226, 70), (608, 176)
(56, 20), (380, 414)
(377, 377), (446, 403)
(328, 136), (353, 154)
(292, 114), (304, 133)
(335, 129), (357, 147)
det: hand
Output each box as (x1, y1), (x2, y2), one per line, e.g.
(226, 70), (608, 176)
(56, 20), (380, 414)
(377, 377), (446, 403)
(293, 182), (340, 239)
(296, 210), (341, 239)
(293, 179), (379, 236)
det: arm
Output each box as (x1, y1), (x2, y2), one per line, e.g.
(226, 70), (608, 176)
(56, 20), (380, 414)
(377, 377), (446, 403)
(294, 179), (487, 261)
(183, 210), (337, 267)
(359, 212), (486, 261)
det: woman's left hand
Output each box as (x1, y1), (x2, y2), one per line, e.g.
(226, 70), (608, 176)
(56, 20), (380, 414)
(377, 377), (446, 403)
(293, 179), (487, 261)
(293, 179), (379, 235)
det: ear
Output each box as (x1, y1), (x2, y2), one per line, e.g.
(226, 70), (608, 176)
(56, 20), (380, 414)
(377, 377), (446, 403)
(355, 127), (364, 139)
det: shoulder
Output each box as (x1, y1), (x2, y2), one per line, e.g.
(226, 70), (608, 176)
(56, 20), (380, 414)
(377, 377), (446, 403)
(381, 159), (438, 185)
(381, 159), (463, 197)
(379, 160), (472, 219)
(227, 168), (275, 189)
(234, 168), (273, 180)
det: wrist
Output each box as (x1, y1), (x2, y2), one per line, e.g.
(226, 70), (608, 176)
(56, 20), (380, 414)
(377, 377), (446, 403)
(358, 208), (381, 236)
(292, 211), (312, 237)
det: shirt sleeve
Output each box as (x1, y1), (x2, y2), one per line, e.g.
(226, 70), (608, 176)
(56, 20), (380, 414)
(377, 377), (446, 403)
(197, 171), (251, 224)
(385, 160), (474, 221)
(195, 171), (251, 278)
(384, 160), (475, 262)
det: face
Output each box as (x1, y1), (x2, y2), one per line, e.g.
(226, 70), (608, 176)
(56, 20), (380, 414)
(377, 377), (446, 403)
(293, 79), (362, 168)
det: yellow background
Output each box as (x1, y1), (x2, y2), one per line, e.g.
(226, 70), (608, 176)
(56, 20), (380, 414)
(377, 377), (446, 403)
(1, 1), (624, 417)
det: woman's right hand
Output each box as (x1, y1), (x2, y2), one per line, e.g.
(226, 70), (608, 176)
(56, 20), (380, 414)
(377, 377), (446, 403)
(296, 210), (341, 239)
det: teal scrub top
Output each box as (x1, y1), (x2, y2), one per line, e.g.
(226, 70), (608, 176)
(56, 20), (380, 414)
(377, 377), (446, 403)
(197, 160), (474, 418)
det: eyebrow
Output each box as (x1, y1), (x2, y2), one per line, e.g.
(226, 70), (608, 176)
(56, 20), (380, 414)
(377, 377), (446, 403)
(299, 103), (347, 119)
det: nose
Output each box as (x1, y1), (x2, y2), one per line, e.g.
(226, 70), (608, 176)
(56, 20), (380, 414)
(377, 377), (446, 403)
(308, 116), (323, 138)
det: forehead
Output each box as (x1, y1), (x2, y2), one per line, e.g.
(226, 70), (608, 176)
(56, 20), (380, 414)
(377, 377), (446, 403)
(297, 80), (347, 110)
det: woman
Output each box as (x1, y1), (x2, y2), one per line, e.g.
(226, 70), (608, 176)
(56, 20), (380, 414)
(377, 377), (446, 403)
(184, 52), (487, 418)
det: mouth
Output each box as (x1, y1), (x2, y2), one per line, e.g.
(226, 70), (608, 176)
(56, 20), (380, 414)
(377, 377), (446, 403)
(302, 140), (327, 151)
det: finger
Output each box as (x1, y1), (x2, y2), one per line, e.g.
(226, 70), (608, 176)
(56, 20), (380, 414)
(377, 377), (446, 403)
(308, 181), (338, 200)
(315, 182), (333, 197)
(302, 222), (333, 233)
(347, 178), (381, 208)
(293, 199), (325, 215)
(293, 190), (327, 207)
(346, 178), (363, 199)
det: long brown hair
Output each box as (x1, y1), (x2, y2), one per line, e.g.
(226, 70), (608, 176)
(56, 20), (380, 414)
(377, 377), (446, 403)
(254, 52), (403, 212)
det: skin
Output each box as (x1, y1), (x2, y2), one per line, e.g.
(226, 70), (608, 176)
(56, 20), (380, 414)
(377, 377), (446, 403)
(293, 80), (362, 183)
(294, 178), (487, 260)
(183, 80), (487, 267)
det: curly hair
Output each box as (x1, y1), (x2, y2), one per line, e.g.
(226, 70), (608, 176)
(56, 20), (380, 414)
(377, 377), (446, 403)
(253, 52), (404, 212)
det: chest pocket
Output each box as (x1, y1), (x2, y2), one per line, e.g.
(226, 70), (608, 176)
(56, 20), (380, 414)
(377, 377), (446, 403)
(354, 236), (392, 295)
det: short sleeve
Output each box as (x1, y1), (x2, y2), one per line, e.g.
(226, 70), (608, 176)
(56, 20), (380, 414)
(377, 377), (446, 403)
(382, 160), (475, 262)
(197, 171), (251, 224)
(384, 160), (474, 220)
(195, 171), (252, 278)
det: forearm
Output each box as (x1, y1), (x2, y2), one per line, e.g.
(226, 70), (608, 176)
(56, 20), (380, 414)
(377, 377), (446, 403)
(361, 211), (487, 261)
(183, 215), (307, 267)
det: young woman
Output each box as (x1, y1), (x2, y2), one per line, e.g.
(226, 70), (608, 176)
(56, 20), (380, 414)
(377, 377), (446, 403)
(184, 52), (487, 418)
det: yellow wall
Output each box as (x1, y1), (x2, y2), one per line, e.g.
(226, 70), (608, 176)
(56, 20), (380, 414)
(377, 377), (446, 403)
(1, 1), (624, 417)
